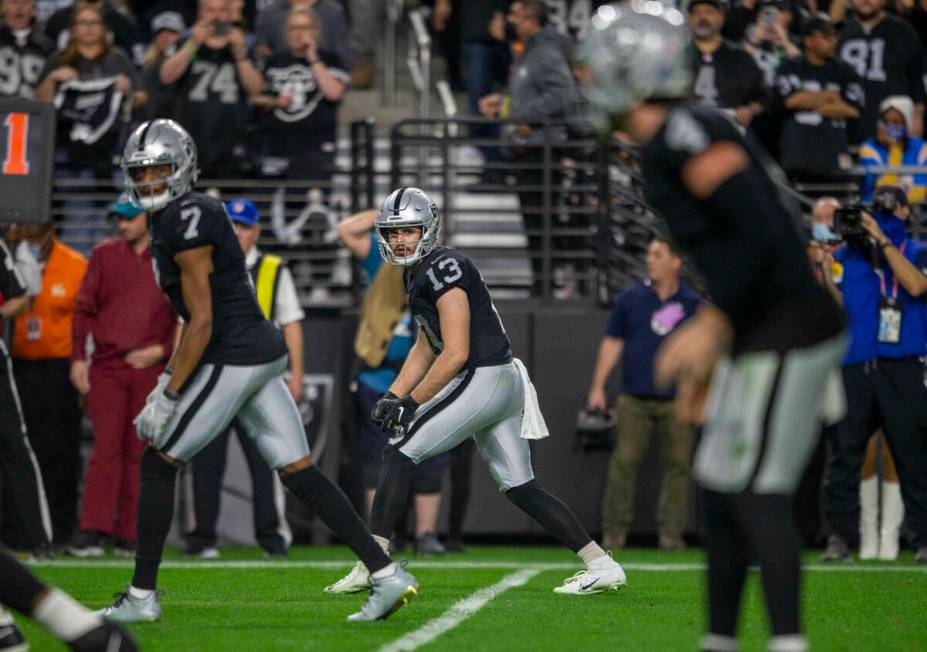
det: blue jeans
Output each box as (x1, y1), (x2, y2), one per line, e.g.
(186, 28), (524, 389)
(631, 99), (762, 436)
(462, 40), (511, 164)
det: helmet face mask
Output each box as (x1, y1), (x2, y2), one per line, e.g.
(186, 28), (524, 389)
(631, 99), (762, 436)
(375, 188), (440, 267)
(122, 120), (198, 212)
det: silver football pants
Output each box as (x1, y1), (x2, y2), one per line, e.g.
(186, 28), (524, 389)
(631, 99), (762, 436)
(157, 356), (309, 468)
(395, 361), (535, 492)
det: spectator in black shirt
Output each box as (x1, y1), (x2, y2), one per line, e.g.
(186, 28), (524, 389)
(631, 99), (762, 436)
(839, 0), (927, 141)
(138, 11), (184, 122)
(776, 13), (863, 179)
(688, 0), (768, 127)
(159, 0), (263, 179)
(0, 0), (54, 98)
(253, 5), (347, 181)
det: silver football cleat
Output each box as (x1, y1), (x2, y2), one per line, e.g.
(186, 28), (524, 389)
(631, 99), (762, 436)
(97, 588), (162, 623)
(346, 564), (418, 622)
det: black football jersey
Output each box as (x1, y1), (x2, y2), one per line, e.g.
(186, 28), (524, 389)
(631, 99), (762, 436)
(258, 49), (348, 156)
(839, 14), (927, 140)
(690, 41), (768, 110)
(175, 45), (249, 170)
(775, 55), (864, 174)
(0, 26), (53, 98)
(642, 104), (843, 351)
(404, 246), (512, 369)
(149, 192), (286, 366)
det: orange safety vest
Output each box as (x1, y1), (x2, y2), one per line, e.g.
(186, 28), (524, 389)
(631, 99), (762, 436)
(12, 241), (87, 360)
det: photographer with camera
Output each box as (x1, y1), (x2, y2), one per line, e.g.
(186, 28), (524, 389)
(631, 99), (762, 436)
(821, 185), (927, 563)
(585, 238), (701, 552)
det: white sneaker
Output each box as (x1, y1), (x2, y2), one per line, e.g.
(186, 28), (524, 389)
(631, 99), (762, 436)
(553, 557), (627, 595)
(325, 561), (371, 594)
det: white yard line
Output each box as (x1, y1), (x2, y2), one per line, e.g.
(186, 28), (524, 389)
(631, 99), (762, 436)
(31, 559), (927, 573)
(378, 569), (542, 652)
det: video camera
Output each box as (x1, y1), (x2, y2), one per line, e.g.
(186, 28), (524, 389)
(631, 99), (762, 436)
(832, 192), (899, 246)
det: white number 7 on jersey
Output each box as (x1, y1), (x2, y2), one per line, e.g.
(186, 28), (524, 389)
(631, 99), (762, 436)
(180, 206), (201, 240)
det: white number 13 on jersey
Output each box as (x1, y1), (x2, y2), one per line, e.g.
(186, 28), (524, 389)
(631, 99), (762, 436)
(426, 258), (463, 291)
(180, 206), (201, 240)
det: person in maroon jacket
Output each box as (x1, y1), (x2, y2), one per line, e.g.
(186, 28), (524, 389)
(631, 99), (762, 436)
(68, 194), (177, 556)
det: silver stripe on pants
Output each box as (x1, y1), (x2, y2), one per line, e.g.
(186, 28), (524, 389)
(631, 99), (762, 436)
(162, 356), (310, 468)
(399, 362), (535, 492)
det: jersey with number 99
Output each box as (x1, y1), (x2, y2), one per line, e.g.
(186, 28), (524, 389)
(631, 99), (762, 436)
(405, 246), (512, 369)
(149, 191), (286, 365)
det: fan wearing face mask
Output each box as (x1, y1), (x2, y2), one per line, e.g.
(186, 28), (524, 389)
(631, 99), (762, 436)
(859, 95), (927, 204)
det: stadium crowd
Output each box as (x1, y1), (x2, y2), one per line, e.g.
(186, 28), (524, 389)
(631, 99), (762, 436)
(0, 0), (926, 568)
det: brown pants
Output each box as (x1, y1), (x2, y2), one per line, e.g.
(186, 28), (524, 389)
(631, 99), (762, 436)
(601, 394), (694, 540)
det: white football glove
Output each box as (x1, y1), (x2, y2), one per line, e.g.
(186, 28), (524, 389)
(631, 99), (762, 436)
(134, 389), (178, 447)
(14, 241), (42, 298)
(151, 370), (172, 398)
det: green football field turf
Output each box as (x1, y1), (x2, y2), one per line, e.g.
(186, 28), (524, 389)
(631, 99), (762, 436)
(15, 545), (927, 651)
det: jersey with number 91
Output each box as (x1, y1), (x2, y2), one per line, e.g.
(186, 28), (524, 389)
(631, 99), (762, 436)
(405, 246), (512, 369)
(149, 191), (286, 365)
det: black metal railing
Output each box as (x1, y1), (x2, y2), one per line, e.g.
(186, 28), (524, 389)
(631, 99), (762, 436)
(41, 115), (927, 308)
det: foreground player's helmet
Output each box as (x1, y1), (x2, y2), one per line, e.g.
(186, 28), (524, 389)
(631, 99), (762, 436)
(375, 187), (440, 267)
(122, 119), (198, 212)
(577, 1), (692, 132)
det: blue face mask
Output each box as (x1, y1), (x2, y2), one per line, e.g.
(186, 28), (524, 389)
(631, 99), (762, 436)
(812, 223), (837, 242)
(881, 122), (907, 142)
(27, 244), (41, 260)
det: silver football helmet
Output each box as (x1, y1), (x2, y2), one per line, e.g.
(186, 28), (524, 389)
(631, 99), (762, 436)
(577, 2), (692, 132)
(375, 187), (440, 267)
(122, 119), (198, 212)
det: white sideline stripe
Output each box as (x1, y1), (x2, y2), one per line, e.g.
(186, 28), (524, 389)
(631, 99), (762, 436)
(30, 560), (927, 573)
(378, 569), (542, 652)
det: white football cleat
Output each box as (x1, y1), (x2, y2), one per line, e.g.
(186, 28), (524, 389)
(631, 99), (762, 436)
(325, 561), (371, 594)
(553, 556), (627, 595)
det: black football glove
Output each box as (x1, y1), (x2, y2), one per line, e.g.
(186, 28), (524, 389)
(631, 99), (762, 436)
(371, 391), (401, 428)
(381, 395), (420, 437)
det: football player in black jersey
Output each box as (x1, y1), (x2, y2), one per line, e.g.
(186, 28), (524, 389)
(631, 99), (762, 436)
(327, 187), (627, 596)
(97, 119), (417, 624)
(581, 4), (846, 651)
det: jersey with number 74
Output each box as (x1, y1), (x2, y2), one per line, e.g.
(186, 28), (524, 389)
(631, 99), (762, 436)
(404, 246), (512, 370)
(148, 191), (286, 366)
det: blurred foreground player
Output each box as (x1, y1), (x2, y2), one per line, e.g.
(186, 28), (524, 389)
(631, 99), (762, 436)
(581, 4), (846, 651)
(97, 119), (416, 623)
(328, 187), (626, 598)
(0, 549), (137, 651)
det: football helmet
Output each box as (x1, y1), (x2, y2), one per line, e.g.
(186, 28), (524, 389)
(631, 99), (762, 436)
(577, 1), (692, 132)
(374, 187), (440, 267)
(122, 119), (198, 212)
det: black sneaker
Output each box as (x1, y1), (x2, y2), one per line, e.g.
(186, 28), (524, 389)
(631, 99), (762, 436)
(68, 531), (104, 558)
(0, 622), (27, 652)
(916, 547), (927, 564)
(415, 532), (447, 555)
(444, 537), (466, 553)
(820, 534), (851, 562)
(68, 621), (138, 651)
(112, 540), (135, 558)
